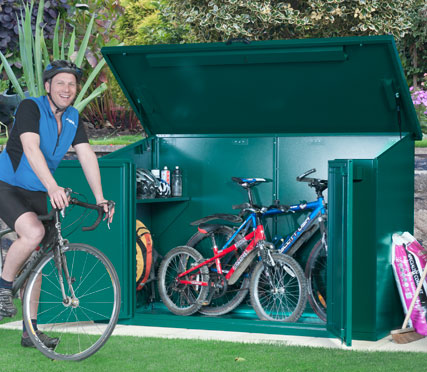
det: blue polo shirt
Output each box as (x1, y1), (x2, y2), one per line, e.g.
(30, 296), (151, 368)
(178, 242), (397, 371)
(0, 96), (88, 191)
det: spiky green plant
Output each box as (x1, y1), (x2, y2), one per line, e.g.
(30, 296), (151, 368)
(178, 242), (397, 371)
(0, 0), (106, 113)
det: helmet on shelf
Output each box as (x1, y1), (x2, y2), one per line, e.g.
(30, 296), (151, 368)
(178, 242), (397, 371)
(136, 168), (158, 199)
(136, 168), (171, 199)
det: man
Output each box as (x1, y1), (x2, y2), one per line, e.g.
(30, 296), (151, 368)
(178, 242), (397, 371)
(0, 60), (115, 348)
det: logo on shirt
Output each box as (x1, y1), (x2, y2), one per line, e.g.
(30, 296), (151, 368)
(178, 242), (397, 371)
(65, 117), (77, 128)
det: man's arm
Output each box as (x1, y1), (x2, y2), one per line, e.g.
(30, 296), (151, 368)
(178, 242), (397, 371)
(20, 132), (69, 209)
(74, 142), (115, 222)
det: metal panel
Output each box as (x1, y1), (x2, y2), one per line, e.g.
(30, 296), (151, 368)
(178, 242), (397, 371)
(149, 135), (275, 256)
(102, 36), (420, 138)
(328, 160), (353, 346)
(348, 160), (377, 339)
(373, 135), (414, 337)
(52, 159), (136, 320)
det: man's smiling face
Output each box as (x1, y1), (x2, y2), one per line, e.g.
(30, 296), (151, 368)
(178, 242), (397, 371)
(45, 72), (77, 112)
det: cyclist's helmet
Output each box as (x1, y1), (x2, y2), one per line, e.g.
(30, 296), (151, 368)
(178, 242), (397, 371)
(43, 60), (83, 84)
(136, 168), (158, 199)
(136, 168), (172, 199)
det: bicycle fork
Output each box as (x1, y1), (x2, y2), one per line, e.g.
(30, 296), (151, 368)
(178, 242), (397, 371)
(259, 242), (296, 291)
(52, 220), (78, 308)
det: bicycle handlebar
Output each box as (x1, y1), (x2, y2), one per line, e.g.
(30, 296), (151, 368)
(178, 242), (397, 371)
(70, 198), (105, 231)
(38, 195), (114, 232)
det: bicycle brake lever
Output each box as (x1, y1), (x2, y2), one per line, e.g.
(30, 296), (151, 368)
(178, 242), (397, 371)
(61, 188), (73, 218)
(106, 201), (116, 230)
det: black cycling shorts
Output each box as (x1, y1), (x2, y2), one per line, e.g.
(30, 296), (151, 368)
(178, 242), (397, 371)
(0, 180), (48, 230)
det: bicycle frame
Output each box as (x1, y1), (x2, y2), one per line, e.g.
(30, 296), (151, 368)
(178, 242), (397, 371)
(5, 196), (106, 298)
(264, 197), (327, 255)
(178, 212), (266, 286)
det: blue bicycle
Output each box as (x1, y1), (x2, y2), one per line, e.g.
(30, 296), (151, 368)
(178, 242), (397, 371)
(272, 169), (328, 321)
(188, 169), (328, 322)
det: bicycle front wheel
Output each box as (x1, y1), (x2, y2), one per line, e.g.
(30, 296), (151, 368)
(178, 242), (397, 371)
(305, 240), (327, 322)
(158, 246), (209, 316)
(250, 253), (307, 322)
(22, 243), (121, 361)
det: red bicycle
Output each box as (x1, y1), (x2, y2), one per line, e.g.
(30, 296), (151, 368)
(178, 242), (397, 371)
(158, 178), (307, 322)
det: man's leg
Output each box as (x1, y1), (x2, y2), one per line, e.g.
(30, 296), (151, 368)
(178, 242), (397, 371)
(2, 212), (45, 281)
(0, 212), (44, 318)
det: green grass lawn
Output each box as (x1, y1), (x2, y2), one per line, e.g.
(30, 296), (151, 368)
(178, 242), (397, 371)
(0, 327), (426, 372)
(89, 134), (144, 146)
(0, 134), (143, 146)
(2, 300), (427, 371)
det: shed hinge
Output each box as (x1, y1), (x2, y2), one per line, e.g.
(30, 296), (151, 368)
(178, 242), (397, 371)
(381, 79), (402, 139)
(395, 92), (402, 139)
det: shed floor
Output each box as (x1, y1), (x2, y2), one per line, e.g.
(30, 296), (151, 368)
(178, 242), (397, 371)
(119, 302), (331, 339)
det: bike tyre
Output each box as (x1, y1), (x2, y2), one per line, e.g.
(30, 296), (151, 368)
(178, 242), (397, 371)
(305, 239), (327, 322)
(158, 245), (209, 316)
(22, 243), (121, 361)
(187, 226), (249, 316)
(250, 253), (307, 322)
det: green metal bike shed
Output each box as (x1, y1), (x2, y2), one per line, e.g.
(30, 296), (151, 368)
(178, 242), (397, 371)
(58, 35), (421, 346)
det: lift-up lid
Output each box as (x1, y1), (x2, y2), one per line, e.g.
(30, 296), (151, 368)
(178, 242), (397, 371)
(102, 35), (421, 139)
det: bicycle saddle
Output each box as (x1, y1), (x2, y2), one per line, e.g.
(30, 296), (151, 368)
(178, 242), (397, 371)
(197, 223), (230, 235)
(231, 177), (270, 188)
(190, 213), (243, 226)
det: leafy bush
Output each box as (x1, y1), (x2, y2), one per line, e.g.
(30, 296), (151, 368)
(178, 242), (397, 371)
(166, 0), (419, 41)
(0, 0), (69, 58)
(117, 0), (195, 46)
(398, 2), (427, 88)
(0, 0), (106, 113)
(82, 86), (142, 133)
(70, 0), (124, 56)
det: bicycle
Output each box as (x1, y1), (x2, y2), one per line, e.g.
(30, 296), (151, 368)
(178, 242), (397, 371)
(158, 177), (308, 322)
(273, 169), (328, 322)
(0, 190), (120, 361)
(188, 169), (328, 322)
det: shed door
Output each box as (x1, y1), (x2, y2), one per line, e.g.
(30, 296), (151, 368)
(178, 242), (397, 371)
(327, 160), (354, 346)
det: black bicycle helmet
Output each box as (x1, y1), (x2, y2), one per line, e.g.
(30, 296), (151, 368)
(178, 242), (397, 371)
(43, 60), (83, 84)
(136, 169), (158, 199)
(136, 168), (171, 199)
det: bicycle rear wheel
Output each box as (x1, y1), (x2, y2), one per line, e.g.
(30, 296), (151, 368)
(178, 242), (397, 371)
(22, 243), (121, 361)
(158, 246), (209, 316)
(305, 240), (327, 322)
(250, 253), (307, 322)
(187, 226), (249, 316)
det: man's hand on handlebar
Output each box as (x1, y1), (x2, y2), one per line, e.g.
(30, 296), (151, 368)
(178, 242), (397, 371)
(47, 185), (70, 210)
(97, 200), (116, 226)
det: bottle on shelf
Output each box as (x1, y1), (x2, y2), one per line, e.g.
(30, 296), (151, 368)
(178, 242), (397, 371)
(161, 166), (170, 185)
(171, 166), (183, 197)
